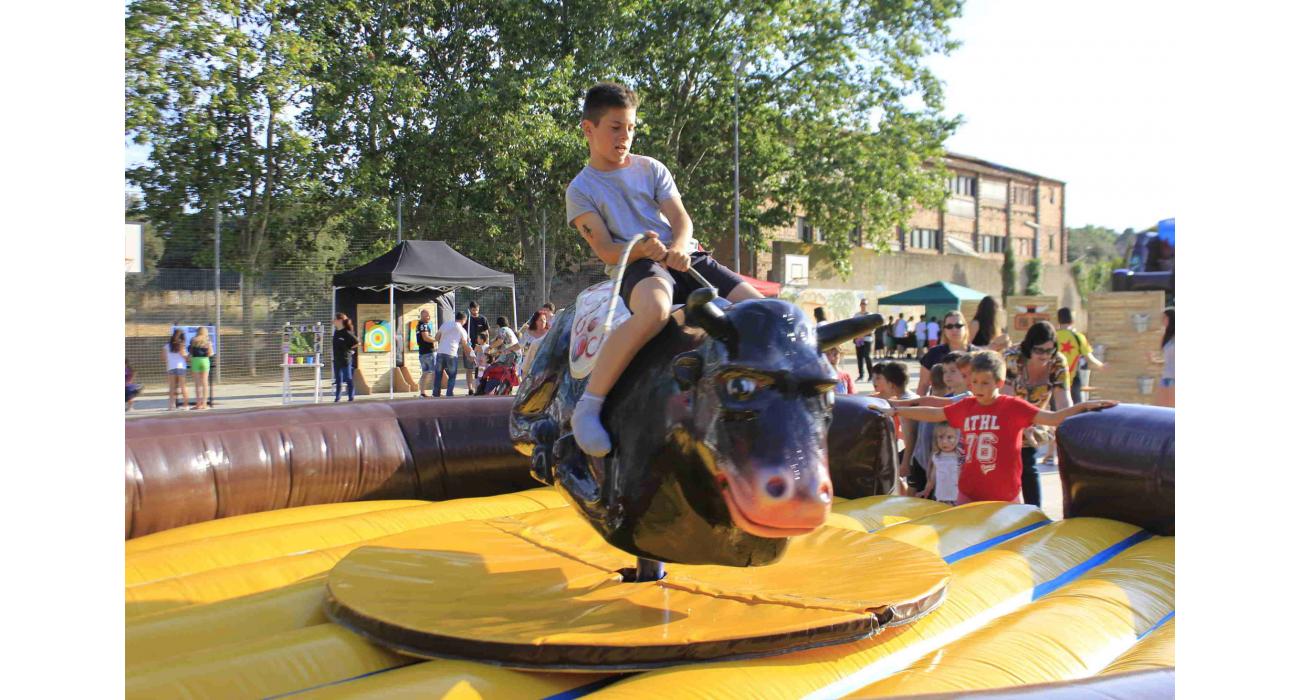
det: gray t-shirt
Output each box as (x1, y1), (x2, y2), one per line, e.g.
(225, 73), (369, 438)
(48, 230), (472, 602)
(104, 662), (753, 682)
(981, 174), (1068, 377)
(565, 155), (687, 251)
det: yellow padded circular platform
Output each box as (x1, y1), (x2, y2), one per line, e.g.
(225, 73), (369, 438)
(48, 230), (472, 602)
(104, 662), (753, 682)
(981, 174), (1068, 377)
(325, 508), (950, 670)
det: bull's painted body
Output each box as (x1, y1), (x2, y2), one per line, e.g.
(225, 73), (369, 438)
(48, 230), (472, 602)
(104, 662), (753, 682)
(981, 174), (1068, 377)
(510, 288), (883, 566)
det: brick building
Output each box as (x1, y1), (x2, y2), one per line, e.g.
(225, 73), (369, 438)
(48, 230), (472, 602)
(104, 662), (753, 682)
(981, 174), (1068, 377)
(724, 152), (1076, 323)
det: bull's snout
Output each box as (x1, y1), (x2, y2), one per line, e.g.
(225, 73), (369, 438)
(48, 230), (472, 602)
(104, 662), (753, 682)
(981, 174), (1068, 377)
(720, 465), (832, 538)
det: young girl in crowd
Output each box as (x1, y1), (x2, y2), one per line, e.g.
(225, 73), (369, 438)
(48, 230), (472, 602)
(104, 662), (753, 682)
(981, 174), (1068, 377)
(903, 352), (970, 497)
(929, 364), (948, 397)
(919, 424), (963, 505)
(188, 327), (215, 410)
(163, 328), (190, 410)
(826, 346), (856, 395)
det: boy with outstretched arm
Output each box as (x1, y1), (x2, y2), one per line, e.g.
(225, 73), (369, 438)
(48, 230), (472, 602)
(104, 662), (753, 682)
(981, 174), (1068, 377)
(881, 351), (1116, 504)
(564, 82), (764, 456)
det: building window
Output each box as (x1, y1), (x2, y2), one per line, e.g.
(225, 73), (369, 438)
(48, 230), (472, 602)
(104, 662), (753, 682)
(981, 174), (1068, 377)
(981, 179), (1007, 205)
(947, 175), (975, 197)
(1049, 234), (1055, 251)
(797, 217), (813, 243)
(1011, 184), (1037, 206)
(945, 198), (975, 218)
(909, 228), (939, 250)
(1049, 187), (1056, 204)
(854, 225), (864, 247)
(978, 234), (1006, 254)
(1018, 237), (1032, 257)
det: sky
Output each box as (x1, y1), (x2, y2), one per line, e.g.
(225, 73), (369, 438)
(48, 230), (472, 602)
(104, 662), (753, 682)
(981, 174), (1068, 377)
(925, 0), (1176, 231)
(127, 0), (1176, 232)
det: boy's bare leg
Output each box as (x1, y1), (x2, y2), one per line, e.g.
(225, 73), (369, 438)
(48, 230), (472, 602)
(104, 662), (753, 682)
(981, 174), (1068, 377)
(726, 281), (764, 303)
(572, 277), (673, 456)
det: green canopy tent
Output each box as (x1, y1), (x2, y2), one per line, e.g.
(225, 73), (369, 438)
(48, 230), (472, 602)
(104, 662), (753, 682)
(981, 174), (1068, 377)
(876, 281), (987, 321)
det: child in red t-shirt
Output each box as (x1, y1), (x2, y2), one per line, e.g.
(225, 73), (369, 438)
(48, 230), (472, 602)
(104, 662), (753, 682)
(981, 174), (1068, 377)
(883, 351), (1116, 504)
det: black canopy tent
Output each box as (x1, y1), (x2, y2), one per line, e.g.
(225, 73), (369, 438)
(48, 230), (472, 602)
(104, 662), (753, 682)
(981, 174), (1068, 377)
(331, 241), (517, 398)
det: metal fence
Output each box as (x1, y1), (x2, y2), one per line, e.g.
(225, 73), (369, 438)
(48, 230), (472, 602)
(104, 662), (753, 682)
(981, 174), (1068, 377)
(125, 263), (606, 392)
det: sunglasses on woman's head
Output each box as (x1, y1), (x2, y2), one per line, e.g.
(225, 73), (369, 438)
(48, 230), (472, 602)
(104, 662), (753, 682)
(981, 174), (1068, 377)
(944, 323), (964, 329)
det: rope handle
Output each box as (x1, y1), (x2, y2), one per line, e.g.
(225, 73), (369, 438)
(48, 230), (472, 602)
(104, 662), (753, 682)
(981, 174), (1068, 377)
(601, 235), (715, 336)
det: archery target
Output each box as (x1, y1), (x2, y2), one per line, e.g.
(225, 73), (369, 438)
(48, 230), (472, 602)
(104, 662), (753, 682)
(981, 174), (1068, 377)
(363, 321), (392, 353)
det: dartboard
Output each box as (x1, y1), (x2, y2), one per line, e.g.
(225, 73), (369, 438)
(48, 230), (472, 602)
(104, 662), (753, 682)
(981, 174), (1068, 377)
(363, 320), (391, 353)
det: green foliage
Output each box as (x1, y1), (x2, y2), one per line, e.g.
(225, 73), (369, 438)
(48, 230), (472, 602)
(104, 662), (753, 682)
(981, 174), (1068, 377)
(1001, 240), (1017, 302)
(127, 0), (965, 278)
(1066, 224), (1123, 264)
(1024, 258), (1043, 295)
(1071, 256), (1122, 302)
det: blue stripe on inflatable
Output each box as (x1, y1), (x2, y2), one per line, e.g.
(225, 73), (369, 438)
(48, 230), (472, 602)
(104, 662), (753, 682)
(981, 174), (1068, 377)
(1136, 610), (1175, 641)
(543, 675), (623, 700)
(1031, 530), (1153, 600)
(262, 666), (398, 699)
(943, 520), (1050, 564)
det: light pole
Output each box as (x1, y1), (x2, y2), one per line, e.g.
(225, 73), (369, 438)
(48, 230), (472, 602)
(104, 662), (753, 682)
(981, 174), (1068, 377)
(733, 54), (751, 274)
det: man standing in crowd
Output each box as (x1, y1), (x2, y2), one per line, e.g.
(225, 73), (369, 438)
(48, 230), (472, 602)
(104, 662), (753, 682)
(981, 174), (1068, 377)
(927, 316), (940, 349)
(892, 314), (909, 358)
(416, 309), (436, 398)
(854, 298), (874, 380)
(913, 315), (927, 359)
(432, 311), (473, 397)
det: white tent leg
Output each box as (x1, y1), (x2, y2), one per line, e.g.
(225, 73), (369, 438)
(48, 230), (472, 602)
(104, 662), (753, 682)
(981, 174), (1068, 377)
(389, 285), (395, 400)
(511, 286), (518, 330)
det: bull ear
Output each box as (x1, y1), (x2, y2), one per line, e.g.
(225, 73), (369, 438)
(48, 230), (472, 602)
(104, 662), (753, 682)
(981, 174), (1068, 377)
(672, 351), (703, 389)
(818, 313), (884, 352)
(686, 288), (736, 345)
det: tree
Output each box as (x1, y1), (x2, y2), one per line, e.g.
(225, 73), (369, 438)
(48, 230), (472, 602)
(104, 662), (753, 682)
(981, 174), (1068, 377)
(1001, 240), (1017, 303)
(127, 0), (966, 297)
(1066, 224), (1121, 264)
(1024, 258), (1043, 296)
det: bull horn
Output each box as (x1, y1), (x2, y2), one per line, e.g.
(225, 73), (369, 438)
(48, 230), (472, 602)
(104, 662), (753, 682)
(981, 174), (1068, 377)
(686, 288), (736, 344)
(817, 313), (884, 352)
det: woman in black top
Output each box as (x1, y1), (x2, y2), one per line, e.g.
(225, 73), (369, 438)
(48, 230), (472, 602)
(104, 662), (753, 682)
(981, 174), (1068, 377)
(332, 313), (360, 402)
(916, 310), (975, 395)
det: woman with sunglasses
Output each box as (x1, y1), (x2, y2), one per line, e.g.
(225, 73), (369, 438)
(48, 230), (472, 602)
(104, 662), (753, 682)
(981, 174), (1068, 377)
(1003, 321), (1071, 507)
(916, 310), (975, 396)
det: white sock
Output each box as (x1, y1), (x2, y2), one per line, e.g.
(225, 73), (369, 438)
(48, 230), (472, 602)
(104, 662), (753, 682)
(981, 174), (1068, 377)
(572, 392), (611, 457)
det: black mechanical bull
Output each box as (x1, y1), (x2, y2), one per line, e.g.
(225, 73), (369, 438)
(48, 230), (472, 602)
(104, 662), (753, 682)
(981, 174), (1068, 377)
(509, 288), (884, 567)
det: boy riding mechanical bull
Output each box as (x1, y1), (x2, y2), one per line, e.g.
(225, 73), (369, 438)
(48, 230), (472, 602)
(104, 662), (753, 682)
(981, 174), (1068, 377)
(564, 81), (767, 457)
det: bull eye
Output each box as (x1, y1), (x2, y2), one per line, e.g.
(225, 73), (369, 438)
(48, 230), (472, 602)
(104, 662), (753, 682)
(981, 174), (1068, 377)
(726, 377), (758, 401)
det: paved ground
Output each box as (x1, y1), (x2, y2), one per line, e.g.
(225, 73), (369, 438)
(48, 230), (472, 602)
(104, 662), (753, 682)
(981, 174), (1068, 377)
(126, 353), (1064, 520)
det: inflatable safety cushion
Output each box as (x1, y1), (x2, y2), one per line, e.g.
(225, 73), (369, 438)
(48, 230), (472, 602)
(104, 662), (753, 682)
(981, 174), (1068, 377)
(1057, 404), (1174, 535)
(388, 396), (534, 500)
(125, 403), (416, 538)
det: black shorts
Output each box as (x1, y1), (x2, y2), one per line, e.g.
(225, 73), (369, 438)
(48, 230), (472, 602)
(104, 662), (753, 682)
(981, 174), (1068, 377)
(618, 251), (745, 307)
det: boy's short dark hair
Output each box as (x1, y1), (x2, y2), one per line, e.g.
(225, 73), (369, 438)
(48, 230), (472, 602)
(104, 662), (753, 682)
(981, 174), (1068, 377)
(468, 300), (479, 310)
(542, 302), (555, 311)
(454, 311), (466, 321)
(876, 361), (909, 391)
(496, 316), (509, 327)
(969, 350), (1007, 381)
(941, 351), (969, 366)
(583, 82), (639, 125)
(477, 332), (488, 343)
(1057, 307), (1073, 325)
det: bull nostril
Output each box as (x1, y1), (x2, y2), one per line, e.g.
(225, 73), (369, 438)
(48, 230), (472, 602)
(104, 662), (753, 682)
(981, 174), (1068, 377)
(765, 476), (789, 499)
(818, 482), (832, 504)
